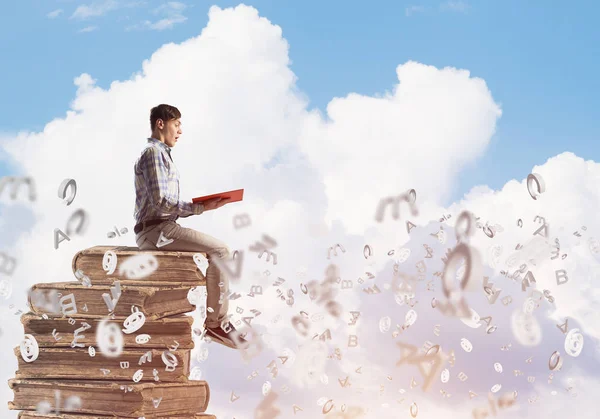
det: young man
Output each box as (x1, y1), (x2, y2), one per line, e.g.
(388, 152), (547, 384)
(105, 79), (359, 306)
(133, 103), (244, 349)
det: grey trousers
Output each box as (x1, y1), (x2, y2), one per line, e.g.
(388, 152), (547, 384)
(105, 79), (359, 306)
(135, 220), (230, 328)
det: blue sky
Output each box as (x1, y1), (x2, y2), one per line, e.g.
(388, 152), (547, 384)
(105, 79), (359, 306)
(1, 0), (598, 204)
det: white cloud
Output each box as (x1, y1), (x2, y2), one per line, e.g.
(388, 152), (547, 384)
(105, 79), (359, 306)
(126, 1), (188, 31)
(46, 9), (63, 19)
(522, 367), (600, 418)
(450, 152), (600, 341)
(70, 0), (120, 20)
(78, 25), (98, 33)
(73, 73), (98, 95)
(69, 0), (144, 20)
(152, 1), (187, 14)
(126, 15), (187, 31)
(299, 61), (501, 235)
(1, 4), (599, 419)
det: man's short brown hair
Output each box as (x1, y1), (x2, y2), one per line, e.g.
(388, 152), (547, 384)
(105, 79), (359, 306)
(150, 104), (181, 131)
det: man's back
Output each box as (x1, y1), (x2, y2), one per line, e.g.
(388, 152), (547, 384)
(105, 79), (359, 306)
(133, 137), (189, 225)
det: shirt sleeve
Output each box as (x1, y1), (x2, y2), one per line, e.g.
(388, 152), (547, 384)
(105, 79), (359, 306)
(139, 147), (205, 217)
(179, 202), (205, 218)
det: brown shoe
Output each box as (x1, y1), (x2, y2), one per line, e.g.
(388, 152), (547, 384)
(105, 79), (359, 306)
(205, 322), (247, 349)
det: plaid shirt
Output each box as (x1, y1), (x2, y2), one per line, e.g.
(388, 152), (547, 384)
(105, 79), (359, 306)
(134, 137), (204, 225)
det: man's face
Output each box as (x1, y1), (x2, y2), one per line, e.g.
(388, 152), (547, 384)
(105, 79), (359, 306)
(157, 118), (182, 147)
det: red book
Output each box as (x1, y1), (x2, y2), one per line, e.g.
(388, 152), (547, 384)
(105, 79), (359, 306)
(192, 188), (244, 204)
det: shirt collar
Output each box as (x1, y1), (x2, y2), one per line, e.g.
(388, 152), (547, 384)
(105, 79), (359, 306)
(147, 137), (171, 154)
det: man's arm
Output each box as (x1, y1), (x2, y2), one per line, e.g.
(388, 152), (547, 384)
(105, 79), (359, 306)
(139, 147), (204, 217)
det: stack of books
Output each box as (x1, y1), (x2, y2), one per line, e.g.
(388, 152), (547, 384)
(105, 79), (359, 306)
(8, 245), (217, 419)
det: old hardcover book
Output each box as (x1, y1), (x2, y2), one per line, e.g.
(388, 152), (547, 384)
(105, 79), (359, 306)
(18, 413), (216, 419)
(19, 413), (216, 419)
(21, 313), (194, 349)
(14, 346), (191, 382)
(72, 246), (208, 286)
(9, 379), (210, 417)
(28, 282), (196, 320)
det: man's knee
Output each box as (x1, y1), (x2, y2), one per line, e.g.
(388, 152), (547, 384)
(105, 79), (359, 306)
(221, 245), (231, 259)
(211, 244), (230, 259)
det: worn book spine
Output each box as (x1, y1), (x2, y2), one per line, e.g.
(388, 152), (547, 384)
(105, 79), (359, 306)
(21, 313), (195, 349)
(28, 282), (195, 320)
(8, 379), (210, 417)
(14, 347), (191, 382)
(72, 246), (207, 286)
(18, 412), (217, 419)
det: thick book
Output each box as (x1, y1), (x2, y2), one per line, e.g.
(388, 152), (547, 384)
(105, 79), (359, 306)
(19, 413), (216, 419)
(28, 282), (196, 320)
(72, 246), (208, 286)
(14, 346), (191, 382)
(21, 313), (194, 349)
(8, 379), (210, 417)
(18, 413), (216, 419)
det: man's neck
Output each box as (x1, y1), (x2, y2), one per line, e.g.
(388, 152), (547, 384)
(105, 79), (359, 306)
(150, 134), (165, 143)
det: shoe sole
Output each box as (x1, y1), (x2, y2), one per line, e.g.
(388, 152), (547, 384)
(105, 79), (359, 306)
(205, 328), (238, 349)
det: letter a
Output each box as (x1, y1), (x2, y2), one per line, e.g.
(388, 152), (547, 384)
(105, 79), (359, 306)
(54, 228), (70, 249)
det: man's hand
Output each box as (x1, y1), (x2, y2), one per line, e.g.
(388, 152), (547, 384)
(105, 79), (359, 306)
(203, 197), (233, 211)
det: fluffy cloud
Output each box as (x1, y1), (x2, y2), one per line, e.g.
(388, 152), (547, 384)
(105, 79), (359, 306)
(1, 3), (598, 419)
(299, 60), (501, 235)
